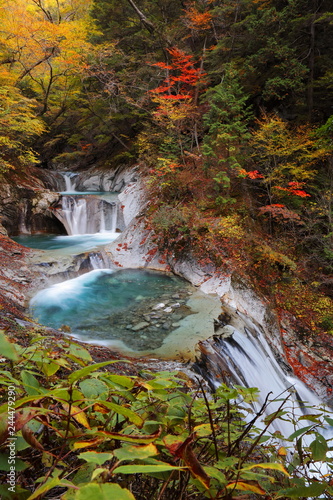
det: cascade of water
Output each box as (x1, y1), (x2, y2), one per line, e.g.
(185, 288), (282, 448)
(53, 196), (119, 236)
(100, 205), (106, 232)
(18, 201), (29, 234)
(194, 312), (331, 441)
(61, 172), (78, 193)
(88, 252), (107, 269)
(109, 201), (118, 232)
(60, 196), (88, 235)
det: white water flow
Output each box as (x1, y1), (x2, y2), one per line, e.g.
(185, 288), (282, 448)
(196, 313), (333, 444)
(61, 172), (79, 193)
(58, 196), (118, 235)
(51, 172), (121, 243)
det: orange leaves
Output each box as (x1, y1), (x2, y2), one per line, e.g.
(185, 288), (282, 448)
(246, 170), (264, 179)
(153, 159), (181, 177)
(164, 434), (211, 489)
(275, 181), (311, 198)
(183, 3), (213, 31)
(161, 93), (192, 100)
(152, 62), (173, 70)
(290, 190), (310, 198)
(258, 204), (304, 224)
(239, 168), (264, 179)
(150, 47), (205, 103)
(149, 47), (206, 137)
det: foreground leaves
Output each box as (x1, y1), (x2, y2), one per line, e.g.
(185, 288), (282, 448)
(0, 333), (332, 500)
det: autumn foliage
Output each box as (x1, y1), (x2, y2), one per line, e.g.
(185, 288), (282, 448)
(150, 47), (205, 100)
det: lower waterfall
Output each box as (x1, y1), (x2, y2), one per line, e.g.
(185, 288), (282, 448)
(193, 310), (333, 447)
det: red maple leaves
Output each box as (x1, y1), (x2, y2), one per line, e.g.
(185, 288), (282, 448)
(149, 47), (205, 101)
(275, 181), (311, 198)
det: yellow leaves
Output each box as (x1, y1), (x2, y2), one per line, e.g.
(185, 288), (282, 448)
(227, 481), (266, 495)
(241, 462), (290, 476)
(216, 214), (245, 239)
(0, 85), (46, 172)
(0, 86), (45, 137)
(151, 95), (195, 129)
(255, 244), (297, 271)
(225, 464), (290, 497)
(0, 67), (16, 86)
(227, 464), (289, 495)
(277, 446), (288, 457)
(61, 402), (90, 429)
(250, 113), (320, 187)
(0, 0), (94, 110)
(73, 438), (105, 449)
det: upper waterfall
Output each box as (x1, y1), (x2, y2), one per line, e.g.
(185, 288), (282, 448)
(61, 172), (79, 193)
(55, 195), (119, 235)
(49, 171), (124, 236)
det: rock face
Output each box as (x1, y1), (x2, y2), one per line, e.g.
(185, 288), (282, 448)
(33, 169), (65, 191)
(32, 164), (139, 194)
(0, 228), (35, 325)
(73, 165), (138, 193)
(0, 171), (63, 236)
(103, 174), (333, 402)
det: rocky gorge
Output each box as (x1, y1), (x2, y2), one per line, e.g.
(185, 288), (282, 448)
(1, 164), (333, 407)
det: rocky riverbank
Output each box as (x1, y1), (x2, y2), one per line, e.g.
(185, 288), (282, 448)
(1, 165), (333, 402)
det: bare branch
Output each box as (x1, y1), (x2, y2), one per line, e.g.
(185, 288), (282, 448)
(126, 0), (155, 33)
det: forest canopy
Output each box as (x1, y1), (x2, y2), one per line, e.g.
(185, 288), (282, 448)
(1, 0), (333, 316)
(1, 2), (333, 499)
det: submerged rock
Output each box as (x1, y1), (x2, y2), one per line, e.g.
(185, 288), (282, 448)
(131, 321), (150, 331)
(153, 303), (166, 310)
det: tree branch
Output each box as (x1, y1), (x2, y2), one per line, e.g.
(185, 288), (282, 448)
(126, 0), (155, 33)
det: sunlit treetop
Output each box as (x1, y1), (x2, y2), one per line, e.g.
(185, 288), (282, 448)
(0, 0), (97, 114)
(18, 0), (93, 23)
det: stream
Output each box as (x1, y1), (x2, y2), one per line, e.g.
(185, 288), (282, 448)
(14, 170), (333, 453)
(18, 172), (222, 358)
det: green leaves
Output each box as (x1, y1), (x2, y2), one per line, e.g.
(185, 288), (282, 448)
(79, 451), (113, 466)
(276, 482), (327, 499)
(114, 443), (158, 461)
(0, 331), (20, 361)
(90, 400), (144, 427)
(113, 464), (185, 474)
(309, 433), (328, 461)
(73, 483), (136, 500)
(68, 360), (125, 383)
(79, 379), (109, 399)
(1, 333), (332, 500)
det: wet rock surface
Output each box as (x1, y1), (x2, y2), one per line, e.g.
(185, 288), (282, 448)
(73, 165), (138, 193)
(0, 170), (63, 236)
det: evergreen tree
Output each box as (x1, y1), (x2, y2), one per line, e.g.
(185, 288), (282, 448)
(202, 65), (251, 207)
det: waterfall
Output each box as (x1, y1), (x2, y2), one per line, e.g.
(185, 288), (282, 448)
(194, 311), (332, 441)
(61, 172), (78, 193)
(88, 252), (108, 269)
(50, 171), (121, 236)
(54, 196), (119, 235)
